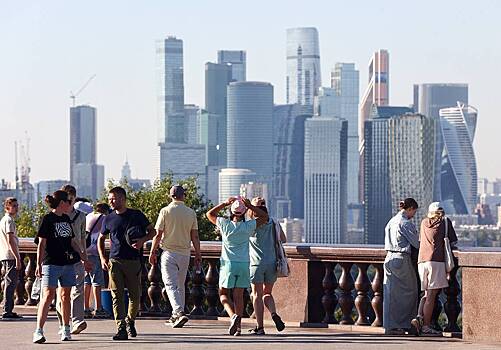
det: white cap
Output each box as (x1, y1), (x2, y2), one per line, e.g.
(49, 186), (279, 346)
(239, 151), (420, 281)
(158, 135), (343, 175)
(74, 201), (93, 214)
(428, 202), (442, 214)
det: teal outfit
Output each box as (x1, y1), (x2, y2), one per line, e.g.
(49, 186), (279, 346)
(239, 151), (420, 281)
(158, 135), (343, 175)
(217, 217), (256, 288)
(249, 219), (278, 284)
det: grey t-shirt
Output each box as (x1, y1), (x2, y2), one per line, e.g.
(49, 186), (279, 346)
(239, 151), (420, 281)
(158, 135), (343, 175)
(249, 219), (276, 266)
(68, 209), (87, 243)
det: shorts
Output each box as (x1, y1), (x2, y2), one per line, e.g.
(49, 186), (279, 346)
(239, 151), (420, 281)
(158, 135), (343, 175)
(250, 263), (277, 284)
(219, 259), (250, 289)
(41, 264), (76, 288)
(84, 255), (105, 287)
(418, 261), (449, 290)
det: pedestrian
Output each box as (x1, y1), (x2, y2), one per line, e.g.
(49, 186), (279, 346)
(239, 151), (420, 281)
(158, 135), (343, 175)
(33, 190), (87, 343)
(248, 197), (286, 335)
(97, 186), (156, 341)
(56, 184), (89, 335)
(149, 185), (201, 328)
(84, 202), (110, 319)
(0, 197), (22, 319)
(411, 202), (458, 336)
(206, 196), (268, 336)
(383, 198), (420, 335)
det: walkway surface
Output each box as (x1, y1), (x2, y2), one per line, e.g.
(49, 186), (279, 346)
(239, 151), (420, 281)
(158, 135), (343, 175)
(2, 316), (501, 350)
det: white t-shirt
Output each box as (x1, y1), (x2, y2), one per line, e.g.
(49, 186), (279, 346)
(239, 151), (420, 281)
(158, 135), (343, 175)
(0, 214), (18, 260)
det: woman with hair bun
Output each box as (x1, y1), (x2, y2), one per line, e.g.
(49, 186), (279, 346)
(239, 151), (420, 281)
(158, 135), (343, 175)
(32, 190), (87, 344)
(383, 197), (420, 335)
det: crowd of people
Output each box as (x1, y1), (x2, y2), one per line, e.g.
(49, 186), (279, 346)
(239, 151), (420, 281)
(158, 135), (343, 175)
(0, 187), (456, 343)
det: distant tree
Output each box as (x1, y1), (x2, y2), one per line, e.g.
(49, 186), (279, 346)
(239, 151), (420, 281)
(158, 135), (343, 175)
(15, 201), (47, 238)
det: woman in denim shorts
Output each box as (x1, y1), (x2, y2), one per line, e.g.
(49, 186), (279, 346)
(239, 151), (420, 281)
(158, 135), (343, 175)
(206, 196), (268, 336)
(33, 190), (87, 344)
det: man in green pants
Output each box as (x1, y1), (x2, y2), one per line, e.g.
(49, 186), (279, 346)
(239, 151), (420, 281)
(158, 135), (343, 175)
(97, 186), (156, 341)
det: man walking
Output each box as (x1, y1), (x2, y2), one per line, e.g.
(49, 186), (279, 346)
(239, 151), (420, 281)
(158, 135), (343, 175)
(98, 186), (156, 340)
(149, 185), (201, 328)
(58, 185), (88, 334)
(0, 197), (22, 319)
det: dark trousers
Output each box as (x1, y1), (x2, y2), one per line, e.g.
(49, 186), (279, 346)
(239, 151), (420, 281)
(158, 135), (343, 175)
(1, 260), (18, 314)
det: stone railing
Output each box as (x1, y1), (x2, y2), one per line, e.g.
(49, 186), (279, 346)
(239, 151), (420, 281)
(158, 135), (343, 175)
(4, 239), (501, 342)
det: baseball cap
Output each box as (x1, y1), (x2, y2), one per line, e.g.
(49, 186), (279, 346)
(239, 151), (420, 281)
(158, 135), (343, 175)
(170, 185), (185, 198)
(74, 201), (93, 214)
(428, 202), (442, 213)
(230, 199), (247, 216)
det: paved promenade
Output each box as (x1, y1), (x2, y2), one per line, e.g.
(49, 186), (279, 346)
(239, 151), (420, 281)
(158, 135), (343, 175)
(1, 316), (501, 350)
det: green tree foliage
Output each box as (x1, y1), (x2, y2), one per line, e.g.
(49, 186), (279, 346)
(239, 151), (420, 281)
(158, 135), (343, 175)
(101, 175), (217, 241)
(15, 200), (47, 238)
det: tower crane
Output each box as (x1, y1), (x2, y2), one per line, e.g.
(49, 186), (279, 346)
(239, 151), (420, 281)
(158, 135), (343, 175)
(70, 74), (96, 106)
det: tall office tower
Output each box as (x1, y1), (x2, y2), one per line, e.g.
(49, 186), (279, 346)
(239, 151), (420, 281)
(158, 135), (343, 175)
(331, 63), (360, 205)
(304, 116), (347, 244)
(240, 182), (269, 205)
(413, 83), (468, 201)
(70, 105), (104, 199)
(218, 168), (256, 203)
(184, 104), (200, 144)
(314, 87), (340, 117)
(217, 50), (246, 82)
(204, 62), (233, 166)
(227, 82), (273, 185)
(157, 36), (185, 144)
(279, 218), (305, 243)
(358, 50), (389, 203)
(35, 180), (68, 200)
(364, 107), (434, 244)
(439, 103), (478, 214)
(286, 27), (321, 106)
(273, 104), (312, 219)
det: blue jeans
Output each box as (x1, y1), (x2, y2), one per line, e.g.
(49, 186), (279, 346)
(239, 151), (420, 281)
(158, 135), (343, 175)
(41, 264), (76, 288)
(84, 255), (105, 287)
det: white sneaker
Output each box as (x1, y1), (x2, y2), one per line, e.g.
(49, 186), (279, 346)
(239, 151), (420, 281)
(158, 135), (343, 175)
(421, 325), (442, 337)
(61, 326), (72, 341)
(33, 329), (46, 344)
(228, 314), (240, 336)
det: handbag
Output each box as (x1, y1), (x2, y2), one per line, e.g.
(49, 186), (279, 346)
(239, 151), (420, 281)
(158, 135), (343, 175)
(272, 220), (290, 278)
(443, 216), (455, 273)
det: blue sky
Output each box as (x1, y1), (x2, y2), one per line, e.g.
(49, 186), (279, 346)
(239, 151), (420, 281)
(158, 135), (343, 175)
(1, 0), (500, 183)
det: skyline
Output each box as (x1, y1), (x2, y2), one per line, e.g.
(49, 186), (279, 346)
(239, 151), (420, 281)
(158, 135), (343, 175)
(1, 1), (500, 184)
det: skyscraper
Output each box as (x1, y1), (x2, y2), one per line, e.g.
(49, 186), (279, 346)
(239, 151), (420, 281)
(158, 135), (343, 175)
(157, 36), (185, 144)
(218, 168), (256, 203)
(184, 104), (200, 144)
(304, 116), (347, 244)
(286, 27), (321, 106)
(217, 50), (246, 82)
(413, 83), (468, 201)
(226, 82), (274, 183)
(358, 50), (389, 203)
(331, 63), (360, 205)
(364, 108), (434, 244)
(272, 104), (311, 219)
(439, 103), (478, 214)
(70, 105), (104, 199)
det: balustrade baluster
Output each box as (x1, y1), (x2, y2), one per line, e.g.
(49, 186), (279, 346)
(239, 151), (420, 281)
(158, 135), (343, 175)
(147, 256), (163, 313)
(338, 262), (355, 325)
(205, 259), (219, 316)
(370, 264), (383, 327)
(243, 288), (251, 318)
(321, 262), (338, 324)
(14, 255), (26, 305)
(190, 258), (205, 316)
(355, 263), (371, 325)
(139, 259), (149, 312)
(184, 267), (192, 314)
(444, 263), (461, 332)
(25, 253), (38, 305)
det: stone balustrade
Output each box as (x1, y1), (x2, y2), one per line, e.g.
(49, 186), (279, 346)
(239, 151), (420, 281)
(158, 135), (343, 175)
(4, 239), (501, 342)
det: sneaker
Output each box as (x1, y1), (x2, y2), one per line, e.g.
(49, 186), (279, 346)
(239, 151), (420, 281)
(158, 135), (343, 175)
(2, 312), (23, 319)
(93, 308), (109, 319)
(421, 325), (442, 337)
(172, 313), (189, 328)
(248, 326), (265, 335)
(32, 329), (46, 344)
(234, 327), (241, 336)
(61, 326), (72, 341)
(84, 309), (94, 319)
(272, 313), (285, 332)
(411, 316), (423, 335)
(112, 327), (128, 341)
(126, 318), (137, 337)
(228, 314), (241, 336)
(71, 321), (87, 334)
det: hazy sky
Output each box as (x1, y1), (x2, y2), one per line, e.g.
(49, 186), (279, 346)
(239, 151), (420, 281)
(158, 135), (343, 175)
(1, 0), (500, 184)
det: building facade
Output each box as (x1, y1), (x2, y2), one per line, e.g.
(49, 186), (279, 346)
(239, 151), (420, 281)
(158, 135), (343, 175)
(217, 50), (246, 82)
(218, 168), (256, 203)
(286, 27), (321, 106)
(304, 117), (347, 244)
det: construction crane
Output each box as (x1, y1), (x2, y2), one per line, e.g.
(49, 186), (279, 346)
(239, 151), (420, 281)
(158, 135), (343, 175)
(70, 74), (96, 106)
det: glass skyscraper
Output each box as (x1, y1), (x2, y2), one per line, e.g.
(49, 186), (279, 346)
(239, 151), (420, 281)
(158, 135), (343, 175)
(286, 27), (321, 106)
(439, 103), (478, 214)
(304, 116), (347, 244)
(157, 36), (185, 143)
(217, 50), (246, 82)
(413, 83), (468, 202)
